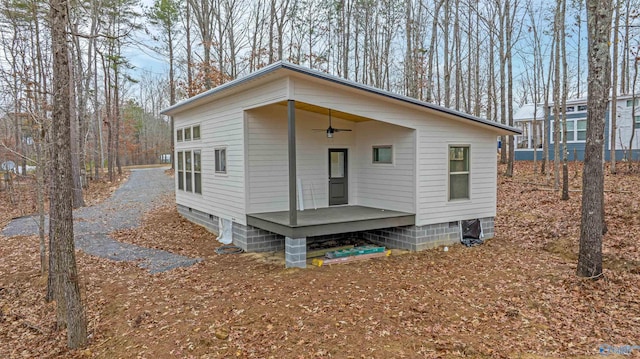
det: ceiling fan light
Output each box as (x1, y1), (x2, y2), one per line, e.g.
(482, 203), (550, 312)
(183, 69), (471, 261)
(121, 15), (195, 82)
(327, 130), (333, 138)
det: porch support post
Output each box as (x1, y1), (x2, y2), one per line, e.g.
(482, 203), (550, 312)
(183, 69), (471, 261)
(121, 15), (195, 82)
(285, 236), (307, 268)
(288, 99), (297, 226)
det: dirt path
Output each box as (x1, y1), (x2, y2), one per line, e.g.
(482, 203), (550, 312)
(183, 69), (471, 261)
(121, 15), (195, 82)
(1, 168), (200, 273)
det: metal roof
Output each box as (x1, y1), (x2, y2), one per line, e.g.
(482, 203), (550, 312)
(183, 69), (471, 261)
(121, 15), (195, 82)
(162, 61), (521, 135)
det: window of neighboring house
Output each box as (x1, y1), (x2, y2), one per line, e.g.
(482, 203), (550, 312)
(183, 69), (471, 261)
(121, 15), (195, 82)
(635, 116), (640, 128)
(566, 106), (575, 112)
(193, 125), (201, 140)
(194, 150), (202, 194)
(177, 129), (183, 142)
(185, 150), (192, 191)
(449, 146), (470, 201)
(215, 148), (227, 174)
(177, 151), (184, 190)
(551, 118), (587, 142)
(184, 127), (192, 141)
(372, 145), (393, 164)
(627, 99), (639, 107)
(577, 105), (587, 112)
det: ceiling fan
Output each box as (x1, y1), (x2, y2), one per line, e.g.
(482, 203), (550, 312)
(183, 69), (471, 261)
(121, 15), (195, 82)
(313, 109), (352, 138)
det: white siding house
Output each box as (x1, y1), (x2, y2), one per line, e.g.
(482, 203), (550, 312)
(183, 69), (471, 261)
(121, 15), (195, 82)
(162, 62), (520, 267)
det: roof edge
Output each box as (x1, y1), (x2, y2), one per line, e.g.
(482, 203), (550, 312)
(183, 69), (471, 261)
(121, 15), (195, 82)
(161, 61), (521, 135)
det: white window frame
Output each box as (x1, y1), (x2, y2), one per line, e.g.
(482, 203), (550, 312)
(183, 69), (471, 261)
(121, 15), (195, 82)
(185, 150), (193, 192)
(194, 150), (202, 194)
(626, 98), (639, 107)
(177, 151), (184, 190)
(215, 148), (227, 174)
(448, 145), (470, 201)
(192, 125), (201, 140)
(550, 118), (587, 143)
(372, 145), (393, 164)
(177, 129), (183, 142)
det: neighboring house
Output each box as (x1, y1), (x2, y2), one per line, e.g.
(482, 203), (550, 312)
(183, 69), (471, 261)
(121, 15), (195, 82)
(515, 96), (640, 161)
(161, 62), (520, 268)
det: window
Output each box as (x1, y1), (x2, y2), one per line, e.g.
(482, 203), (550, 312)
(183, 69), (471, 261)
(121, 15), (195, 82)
(193, 125), (201, 140)
(635, 116), (640, 127)
(551, 118), (587, 143)
(566, 106), (575, 113)
(449, 146), (470, 201)
(576, 119), (587, 141)
(184, 127), (192, 141)
(577, 105), (587, 112)
(372, 146), (392, 164)
(215, 148), (227, 173)
(177, 151), (184, 190)
(185, 151), (192, 191)
(627, 98), (639, 107)
(177, 129), (183, 142)
(194, 150), (202, 194)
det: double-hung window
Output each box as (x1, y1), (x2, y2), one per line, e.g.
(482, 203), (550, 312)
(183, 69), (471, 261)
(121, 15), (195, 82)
(194, 150), (202, 194)
(449, 146), (470, 201)
(185, 150), (192, 192)
(177, 151), (184, 190)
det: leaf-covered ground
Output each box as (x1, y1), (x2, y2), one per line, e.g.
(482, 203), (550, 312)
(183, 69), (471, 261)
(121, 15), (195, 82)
(1, 162), (639, 358)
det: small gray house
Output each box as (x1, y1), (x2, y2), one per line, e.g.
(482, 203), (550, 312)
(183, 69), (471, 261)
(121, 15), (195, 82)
(161, 62), (520, 268)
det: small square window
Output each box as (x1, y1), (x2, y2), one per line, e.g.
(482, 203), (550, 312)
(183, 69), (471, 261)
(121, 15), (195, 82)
(193, 125), (201, 140)
(577, 105), (587, 111)
(177, 129), (183, 142)
(215, 148), (227, 174)
(372, 146), (392, 164)
(627, 99), (639, 107)
(184, 127), (192, 141)
(566, 106), (575, 112)
(635, 116), (640, 127)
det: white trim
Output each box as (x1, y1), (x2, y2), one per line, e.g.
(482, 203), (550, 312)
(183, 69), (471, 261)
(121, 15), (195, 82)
(447, 144), (471, 202)
(214, 147), (228, 174)
(372, 145), (394, 165)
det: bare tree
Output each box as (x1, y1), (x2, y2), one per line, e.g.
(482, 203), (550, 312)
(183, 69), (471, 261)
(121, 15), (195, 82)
(610, 0), (621, 173)
(49, 0), (87, 347)
(577, 0), (612, 279)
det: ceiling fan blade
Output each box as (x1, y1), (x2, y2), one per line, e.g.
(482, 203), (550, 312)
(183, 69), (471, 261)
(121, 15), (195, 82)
(334, 128), (352, 132)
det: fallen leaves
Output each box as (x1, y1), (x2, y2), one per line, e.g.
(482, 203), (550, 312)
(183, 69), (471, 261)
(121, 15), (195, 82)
(1, 162), (640, 358)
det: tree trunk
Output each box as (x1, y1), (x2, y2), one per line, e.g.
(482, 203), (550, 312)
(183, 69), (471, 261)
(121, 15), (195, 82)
(49, 0), (88, 347)
(577, 0), (612, 279)
(560, 0), (569, 201)
(610, 0), (620, 173)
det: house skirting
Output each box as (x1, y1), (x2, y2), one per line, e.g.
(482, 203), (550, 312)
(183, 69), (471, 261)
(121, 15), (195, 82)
(177, 204), (494, 255)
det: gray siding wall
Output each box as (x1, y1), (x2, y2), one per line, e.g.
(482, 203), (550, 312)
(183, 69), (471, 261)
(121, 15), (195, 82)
(173, 78), (289, 225)
(292, 77), (499, 227)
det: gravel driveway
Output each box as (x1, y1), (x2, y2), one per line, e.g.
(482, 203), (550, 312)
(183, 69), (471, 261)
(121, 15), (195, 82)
(2, 168), (200, 273)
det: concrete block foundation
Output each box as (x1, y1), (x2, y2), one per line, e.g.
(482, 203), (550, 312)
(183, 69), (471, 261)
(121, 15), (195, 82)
(177, 205), (494, 268)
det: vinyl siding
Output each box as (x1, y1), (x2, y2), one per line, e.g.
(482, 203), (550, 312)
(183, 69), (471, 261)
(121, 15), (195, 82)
(354, 121), (415, 213)
(173, 78), (288, 225)
(292, 77), (498, 226)
(246, 104), (356, 213)
(614, 99), (640, 150)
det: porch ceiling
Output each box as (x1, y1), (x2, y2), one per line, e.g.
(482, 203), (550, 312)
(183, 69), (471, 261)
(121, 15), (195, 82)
(276, 100), (373, 123)
(247, 205), (415, 238)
